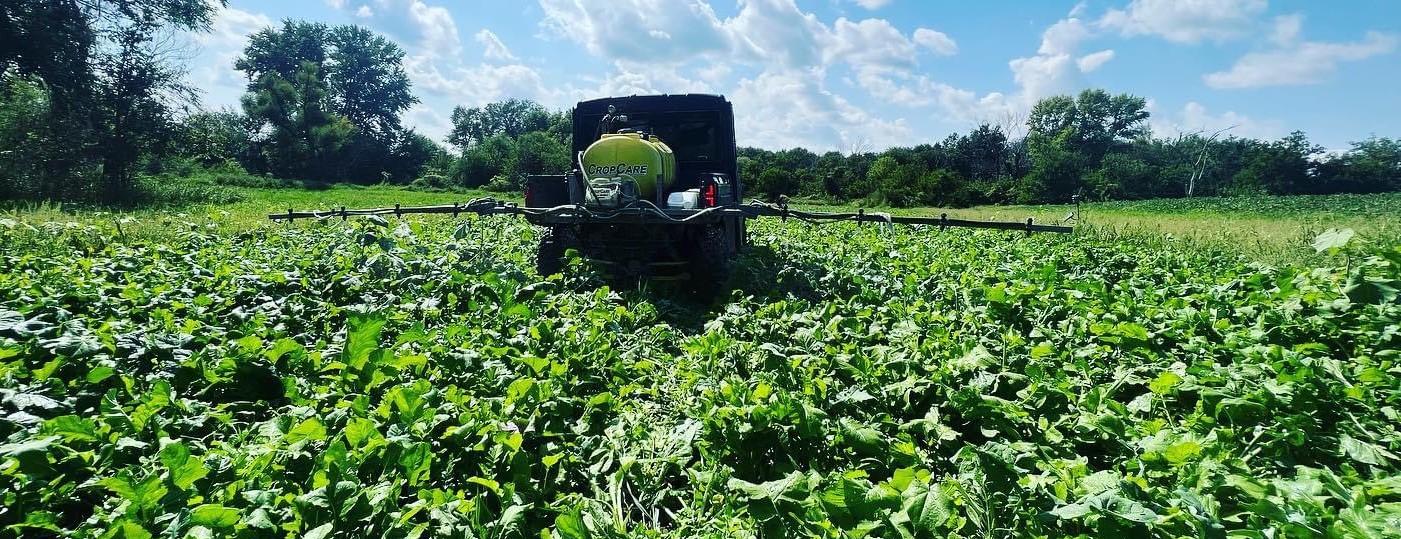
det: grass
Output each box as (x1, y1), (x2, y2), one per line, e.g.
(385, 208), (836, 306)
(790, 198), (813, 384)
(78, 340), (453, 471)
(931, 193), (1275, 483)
(796, 192), (1401, 265)
(5, 183), (1398, 265)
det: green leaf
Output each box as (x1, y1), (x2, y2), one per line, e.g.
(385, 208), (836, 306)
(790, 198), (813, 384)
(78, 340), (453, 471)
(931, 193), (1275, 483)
(344, 417), (378, 448)
(285, 418), (327, 445)
(1148, 372), (1182, 395)
(190, 504), (241, 528)
(1344, 268), (1399, 305)
(1313, 228), (1355, 253)
(101, 474), (167, 511)
(1341, 434), (1397, 466)
(555, 510), (589, 539)
(112, 521), (152, 539)
(1164, 440), (1203, 465)
(343, 312), (387, 370)
(1049, 502), (1092, 520)
(160, 441), (209, 490)
(903, 482), (952, 534)
(304, 523), (335, 539)
(466, 476), (500, 494)
(46, 415), (99, 443)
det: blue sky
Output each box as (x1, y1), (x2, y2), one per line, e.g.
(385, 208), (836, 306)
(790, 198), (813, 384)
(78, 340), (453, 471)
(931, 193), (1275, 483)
(189, 0), (1400, 152)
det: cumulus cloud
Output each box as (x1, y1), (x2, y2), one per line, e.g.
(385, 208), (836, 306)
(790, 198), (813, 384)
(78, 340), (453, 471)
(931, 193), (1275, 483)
(732, 69), (912, 151)
(913, 28), (957, 55)
(1076, 49), (1114, 72)
(1001, 11), (1099, 107)
(534, 0), (962, 149)
(334, 0), (461, 57)
(403, 103), (453, 141)
(1204, 18), (1397, 89)
(1271, 13), (1303, 46)
(822, 17), (922, 70)
(537, 0), (733, 64)
(1038, 17), (1090, 55)
(852, 0), (892, 9)
(539, 0), (951, 73)
(187, 6), (274, 107)
(406, 54), (560, 106)
(192, 5), (273, 48)
(1098, 0), (1268, 44)
(1146, 99), (1282, 141)
(475, 29), (516, 61)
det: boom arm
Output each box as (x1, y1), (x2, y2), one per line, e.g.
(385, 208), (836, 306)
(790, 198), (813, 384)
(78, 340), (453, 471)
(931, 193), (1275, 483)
(268, 199), (1074, 234)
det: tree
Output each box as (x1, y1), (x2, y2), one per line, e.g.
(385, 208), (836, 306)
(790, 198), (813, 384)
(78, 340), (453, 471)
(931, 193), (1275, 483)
(325, 25), (416, 141)
(234, 20), (417, 182)
(448, 99), (551, 149)
(178, 108), (255, 168)
(242, 62), (355, 181)
(1, 0), (224, 202)
(1023, 129), (1086, 203)
(957, 124), (1007, 183)
(1028, 89), (1149, 166)
(1318, 137), (1401, 194)
(1231, 131), (1321, 195)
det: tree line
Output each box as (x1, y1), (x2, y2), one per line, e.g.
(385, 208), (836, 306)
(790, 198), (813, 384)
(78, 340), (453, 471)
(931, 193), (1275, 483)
(742, 90), (1401, 207)
(2, 6), (1399, 206)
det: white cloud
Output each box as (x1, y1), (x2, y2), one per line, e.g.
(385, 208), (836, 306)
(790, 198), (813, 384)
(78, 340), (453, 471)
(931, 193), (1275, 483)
(1147, 100), (1282, 140)
(192, 5), (273, 48)
(852, 0), (892, 9)
(404, 103), (453, 142)
(333, 0), (461, 57)
(1001, 11), (1095, 107)
(188, 6), (274, 108)
(1271, 14), (1302, 46)
(1039, 17), (1090, 55)
(913, 28), (957, 55)
(822, 17), (921, 69)
(537, 0), (733, 64)
(474, 29), (516, 61)
(1076, 49), (1114, 72)
(1204, 27), (1397, 89)
(406, 54), (560, 106)
(732, 69), (912, 151)
(534, 0), (956, 150)
(1098, 0), (1268, 44)
(539, 0), (949, 73)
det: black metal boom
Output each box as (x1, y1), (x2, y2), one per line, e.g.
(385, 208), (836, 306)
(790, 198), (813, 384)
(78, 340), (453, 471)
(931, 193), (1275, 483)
(268, 199), (1074, 234)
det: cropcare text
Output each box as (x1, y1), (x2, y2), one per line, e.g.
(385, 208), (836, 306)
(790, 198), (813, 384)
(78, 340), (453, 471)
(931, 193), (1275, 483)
(587, 163), (649, 176)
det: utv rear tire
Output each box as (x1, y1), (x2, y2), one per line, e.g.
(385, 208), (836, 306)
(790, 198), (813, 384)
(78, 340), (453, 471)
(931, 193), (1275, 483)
(536, 227), (570, 277)
(690, 225), (731, 299)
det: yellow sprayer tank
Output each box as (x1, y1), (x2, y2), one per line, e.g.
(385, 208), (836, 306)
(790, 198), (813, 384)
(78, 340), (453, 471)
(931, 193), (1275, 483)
(580, 132), (675, 203)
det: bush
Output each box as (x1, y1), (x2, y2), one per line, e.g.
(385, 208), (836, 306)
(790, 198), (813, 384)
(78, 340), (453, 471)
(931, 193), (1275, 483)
(132, 176), (245, 206)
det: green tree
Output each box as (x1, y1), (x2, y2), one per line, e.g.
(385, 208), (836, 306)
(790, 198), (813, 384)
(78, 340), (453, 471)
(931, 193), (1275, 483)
(454, 134), (517, 188)
(1028, 89), (1149, 166)
(448, 99), (551, 149)
(1319, 137), (1401, 193)
(1, 0), (223, 202)
(242, 62), (355, 181)
(325, 25), (416, 141)
(513, 131), (570, 180)
(1230, 131), (1322, 195)
(177, 109), (255, 168)
(235, 20), (417, 182)
(1022, 130), (1086, 203)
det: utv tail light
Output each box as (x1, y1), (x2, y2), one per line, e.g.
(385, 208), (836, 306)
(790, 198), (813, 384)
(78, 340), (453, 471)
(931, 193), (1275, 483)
(702, 182), (717, 208)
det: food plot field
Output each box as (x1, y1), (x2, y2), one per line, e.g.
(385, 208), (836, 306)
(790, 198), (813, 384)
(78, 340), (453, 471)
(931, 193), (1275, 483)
(1, 195), (1399, 538)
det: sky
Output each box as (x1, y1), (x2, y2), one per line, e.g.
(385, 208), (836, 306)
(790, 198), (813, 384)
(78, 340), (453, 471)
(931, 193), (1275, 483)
(188, 0), (1401, 152)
